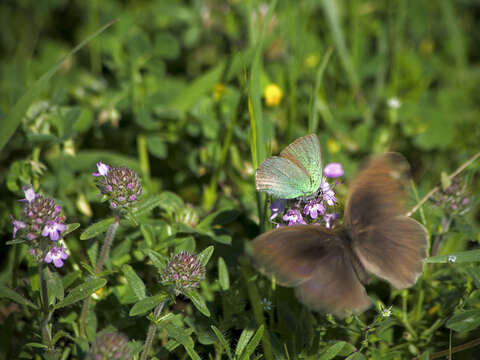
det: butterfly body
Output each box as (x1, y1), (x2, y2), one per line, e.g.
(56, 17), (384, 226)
(252, 135), (428, 317)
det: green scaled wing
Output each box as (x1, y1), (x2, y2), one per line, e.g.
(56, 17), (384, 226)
(255, 134), (323, 199)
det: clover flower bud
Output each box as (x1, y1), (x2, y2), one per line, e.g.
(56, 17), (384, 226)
(162, 251), (206, 295)
(88, 332), (131, 360)
(95, 164), (142, 209)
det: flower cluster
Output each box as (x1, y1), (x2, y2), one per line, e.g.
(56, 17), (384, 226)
(269, 163), (343, 228)
(93, 162), (142, 209)
(433, 177), (471, 215)
(162, 251), (206, 295)
(88, 332), (131, 360)
(11, 186), (68, 268)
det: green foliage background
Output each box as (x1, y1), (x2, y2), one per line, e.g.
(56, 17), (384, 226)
(0, 0), (479, 359)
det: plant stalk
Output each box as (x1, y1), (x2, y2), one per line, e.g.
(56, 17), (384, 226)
(140, 300), (166, 360)
(39, 264), (53, 350)
(79, 218), (120, 337)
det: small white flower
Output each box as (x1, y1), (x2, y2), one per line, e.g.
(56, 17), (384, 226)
(22, 185), (37, 203)
(381, 306), (392, 318)
(448, 255), (457, 263)
(387, 97), (401, 109)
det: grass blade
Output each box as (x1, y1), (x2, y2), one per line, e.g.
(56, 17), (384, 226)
(0, 19), (117, 152)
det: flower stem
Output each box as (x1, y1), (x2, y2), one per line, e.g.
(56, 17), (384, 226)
(39, 264), (53, 350)
(140, 300), (166, 360)
(79, 218), (120, 337)
(407, 151), (480, 217)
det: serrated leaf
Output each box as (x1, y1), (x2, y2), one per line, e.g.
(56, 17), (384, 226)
(239, 325), (264, 360)
(446, 310), (480, 332)
(0, 285), (38, 309)
(186, 290), (210, 317)
(198, 246), (214, 267)
(211, 326), (233, 360)
(80, 218), (115, 240)
(218, 257), (230, 290)
(129, 294), (166, 316)
(319, 341), (346, 360)
(55, 278), (107, 309)
(426, 249), (480, 263)
(122, 264), (146, 300)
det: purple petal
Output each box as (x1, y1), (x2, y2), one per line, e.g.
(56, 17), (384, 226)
(324, 163), (344, 178)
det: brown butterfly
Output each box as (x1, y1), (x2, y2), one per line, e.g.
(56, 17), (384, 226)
(250, 152), (428, 317)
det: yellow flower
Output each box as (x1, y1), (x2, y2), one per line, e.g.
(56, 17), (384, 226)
(264, 84), (283, 107)
(213, 83), (226, 101)
(327, 138), (341, 154)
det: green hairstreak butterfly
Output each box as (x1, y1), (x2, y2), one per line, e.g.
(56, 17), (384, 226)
(256, 134), (323, 199)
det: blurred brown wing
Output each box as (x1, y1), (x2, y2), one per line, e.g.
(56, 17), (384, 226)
(344, 153), (428, 288)
(250, 225), (371, 316)
(353, 216), (428, 289)
(344, 153), (410, 231)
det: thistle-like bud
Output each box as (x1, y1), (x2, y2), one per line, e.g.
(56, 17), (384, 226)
(162, 251), (206, 295)
(94, 162), (142, 209)
(88, 332), (131, 360)
(11, 185), (69, 267)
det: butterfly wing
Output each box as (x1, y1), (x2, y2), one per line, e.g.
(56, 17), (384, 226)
(344, 153), (428, 289)
(352, 216), (428, 289)
(256, 156), (312, 199)
(250, 225), (371, 316)
(280, 134), (323, 195)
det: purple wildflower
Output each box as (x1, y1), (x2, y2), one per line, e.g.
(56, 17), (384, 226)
(95, 165), (142, 209)
(92, 162), (110, 177)
(11, 216), (26, 238)
(303, 199), (325, 219)
(283, 209), (306, 226)
(270, 199), (286, 220)
(41, 220), (66, 241)
(44, 246), (68, 268)
(21, 185), (37, 203)
(324, 163), (344, 178)
(323, 213), (339, 228)
(162, 251), (206, 295)
(320, 181), (336, 206)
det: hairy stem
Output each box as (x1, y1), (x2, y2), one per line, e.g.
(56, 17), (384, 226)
(79, 218), (120, 337)
(407, 151), (480, 217)
(39, 264), (53, 350)
(140, 300), (166, 360)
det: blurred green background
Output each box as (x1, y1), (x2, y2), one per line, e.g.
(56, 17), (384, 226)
(1, 0), (480, 359)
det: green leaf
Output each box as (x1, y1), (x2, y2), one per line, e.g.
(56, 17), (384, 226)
(129, 294), (166, 316)
(6, 239), (26, 245)
(184, 345), (202, 360)
(239, 325), (264, 360)
(63, 223), (80, 237)
(197, 208), (240, 230)
(0, 20), (116, 152)
(0, 285), (38, 309)
(122, 265), (146, 300)
(426, 249), (480, 263)
(55, 278), (106, 309)
(80, 218), (115, 240)
(186, 290), (210, 317)
(218, 257), (230, 290)
(235, 328), (255, 358)
(319, 341), (346, 360)
(346, 353), (367, 360)
(197, 246), (214, 267)
(440, 171), (452, 191)
(446, 310), (480, 332)
(144, 249), (167, 271)
(211, 326), (233, 360)
(146, 135), (168, 159)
